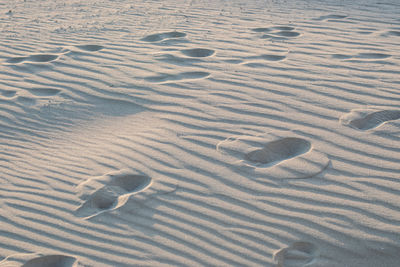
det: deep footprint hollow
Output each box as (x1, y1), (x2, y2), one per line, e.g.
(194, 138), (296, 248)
(245, 137), (311, 166)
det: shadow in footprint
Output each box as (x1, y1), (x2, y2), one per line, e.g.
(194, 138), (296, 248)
(22, 255), (77, 267)
(356, 53), (391, 60)
(273, 241), (319, 267)
(76, 170), (152, 219)
(341, 109), (400, 130)
(245, 138), (311, 167)
(141, 31), (186, 42)
(260, 54), (286, 61)
(145, 71), (210, 83)
(27, 88), (61, 97)
(181, 48), (215, 58)
(76, 44), (104, 52)
(6, 54), (58, 64)
(316, 14), (347, 21)
(17, 96), (36, 106)
(387, 31), (400, 37)
(252, 26), (300, 39)
(1, 90), (17, 98)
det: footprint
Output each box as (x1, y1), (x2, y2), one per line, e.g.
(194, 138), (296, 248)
(75, 44), (104, 52)
(387, 31), (400, 37)
(253, 26), (300, 39)
(331, 54), (353, 60)
(17, 96), (36, 106)
(244, 138), (311, 167)
(316, 14), (347, 21)
(145, 71), (210, 83)
(217, 132), (329, 179)
(273, 242), (319, 267)
(273, 31), (301, 38)
(141, 31), (186, 42)
(76, 170), (152, 219)
(252, 27), (272, 33)
(22, 255), (78, 267)
(6, 54), (58, 64)
(181, 48), (215, 58)
(1, 90), (17, 98)
(271, 26), (296, 31)
(27, 88), (61, 97)
(260, 54), (286, 61)
(356, 53), (391, 60)
(340, 109), (400, 130)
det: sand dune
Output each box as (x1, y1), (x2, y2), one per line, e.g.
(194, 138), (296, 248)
(1, 0), (400, 266)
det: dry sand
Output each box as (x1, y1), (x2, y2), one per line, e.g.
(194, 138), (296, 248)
(0, 0), (400, 266)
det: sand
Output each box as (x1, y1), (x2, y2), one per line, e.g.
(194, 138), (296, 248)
(0, 0), (399, 266)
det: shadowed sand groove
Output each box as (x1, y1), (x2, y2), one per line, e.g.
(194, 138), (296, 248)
(341, 109), (400, 130)
(21, 255), (77, 267)
(217, 132), (329, 179)
(245, 138), (311, 166)
(181, 48), (215, 58)
(76, 170), (152, 219)
(273, 242), (319, 267)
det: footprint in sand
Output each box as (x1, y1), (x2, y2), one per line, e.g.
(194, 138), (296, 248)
(386, 30), (400, 37)
(1, 90), (17, 98)
(181, 48), (215, 58)
(260, 54), (286, 61)
(252, 26), (301, 39)
(75, 44), (104, 52)
(141, 31), (186, 43)
(273, 241), (319, 267)
(340, 109), (400, 130)
(21, 255), (78, 267)
(6, 54), (58, 64)
(316, 14), (347, 21)
(75, 170), (152, 219)
(217, 132), (329, 179)
(16, 96), (36, 106)
(145, 71), (210, 83)
(27, 88), (61, 97)
(332, 52), (391, 61)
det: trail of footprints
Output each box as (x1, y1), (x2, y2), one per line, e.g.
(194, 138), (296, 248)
(4, 44), (104, 65)
(6, 26), (400, 266)
(142, 31), (214, 82)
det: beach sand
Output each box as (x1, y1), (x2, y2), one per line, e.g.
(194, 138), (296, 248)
(0, 0), (399, 266)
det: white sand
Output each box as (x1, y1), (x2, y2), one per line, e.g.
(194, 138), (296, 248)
(0, 0), (400, 266)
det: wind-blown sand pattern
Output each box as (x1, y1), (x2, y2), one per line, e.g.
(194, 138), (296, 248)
(1, 0), (400, 266)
